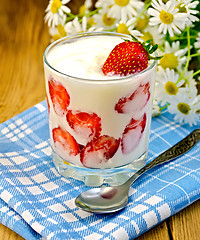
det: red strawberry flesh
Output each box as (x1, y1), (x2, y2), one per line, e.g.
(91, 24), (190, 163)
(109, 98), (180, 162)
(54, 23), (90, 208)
(122, 113), (146, 154)
(115, 82), (150, 113)
(102, 41), (148, 76)
(80, 135), (120, 168)
(52, 126), (80, 156)
(66, 110), (101, 141)
(48, 77), (70, 116)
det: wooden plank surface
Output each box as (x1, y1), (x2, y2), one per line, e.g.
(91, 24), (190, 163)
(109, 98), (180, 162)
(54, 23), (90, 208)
(0, 0), (199, 239)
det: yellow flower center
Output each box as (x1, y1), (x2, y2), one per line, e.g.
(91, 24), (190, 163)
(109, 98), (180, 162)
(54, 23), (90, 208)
(142, 32), (153, 43)
(177, 102), (190, 115)
(165, 81), (178, 95)
(114, 0), (130, 7)
(117, 23), (130, 34)
(52, 34), (61, 41)
(159, 10), (174, 24)
(57, 24), (66, 37)
(79, 4), (86, 16)
(160, 53), (178, 69)
(135, 15), (149, 31)
(51, 0), (62, 14)
(87, 17), (96, 26)
(103, 13), (115, 26)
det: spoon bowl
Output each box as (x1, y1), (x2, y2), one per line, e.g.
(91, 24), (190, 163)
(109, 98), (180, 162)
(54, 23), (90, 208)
(75, 129), (200, 214)
(75, 185), (129, 213)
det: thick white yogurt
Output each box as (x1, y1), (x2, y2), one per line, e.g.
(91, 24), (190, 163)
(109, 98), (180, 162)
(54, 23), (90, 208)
(44, 33), (156, 169)
(47, 36), (124, 80)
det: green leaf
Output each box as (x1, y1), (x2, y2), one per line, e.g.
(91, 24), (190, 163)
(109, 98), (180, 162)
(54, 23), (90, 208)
(149, 56), (163, 60)
(149, 44), (158, 54)
(145, 43), (151, 51)
(130, 35), (139, 42)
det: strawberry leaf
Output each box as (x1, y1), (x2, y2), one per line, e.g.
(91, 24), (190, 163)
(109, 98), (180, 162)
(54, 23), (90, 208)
(127, 35), (162, 60)
(149, 44), (158, 54)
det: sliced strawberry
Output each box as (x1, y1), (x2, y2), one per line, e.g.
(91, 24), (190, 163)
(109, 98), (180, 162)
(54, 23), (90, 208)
(80, 135), (120, 168)
(115, 82), (150, 114)
(122, 113), (146, 154)
(66, 110), (101, 142)
(52, 126), (80, 156)
(48, 77), (70, 116)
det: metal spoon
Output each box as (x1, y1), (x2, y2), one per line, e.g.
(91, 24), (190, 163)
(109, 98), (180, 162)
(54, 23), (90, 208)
(75, 129), (200, 214)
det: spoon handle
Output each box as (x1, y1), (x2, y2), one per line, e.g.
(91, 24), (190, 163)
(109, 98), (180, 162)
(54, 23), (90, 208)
(126, 129), (200, 186)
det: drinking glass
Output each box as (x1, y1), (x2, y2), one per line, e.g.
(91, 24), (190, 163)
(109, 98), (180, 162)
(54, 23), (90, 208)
(43, 32), (157, 186)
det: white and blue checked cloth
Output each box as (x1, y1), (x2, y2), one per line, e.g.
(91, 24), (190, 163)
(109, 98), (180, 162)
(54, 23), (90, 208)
(0, 101), (200, 240)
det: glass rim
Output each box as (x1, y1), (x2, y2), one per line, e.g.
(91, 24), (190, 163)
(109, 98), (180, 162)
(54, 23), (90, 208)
(43, 31), (157, 84)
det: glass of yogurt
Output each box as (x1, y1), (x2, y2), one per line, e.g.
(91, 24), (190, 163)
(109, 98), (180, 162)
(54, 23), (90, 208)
(43, 32), (157, 186)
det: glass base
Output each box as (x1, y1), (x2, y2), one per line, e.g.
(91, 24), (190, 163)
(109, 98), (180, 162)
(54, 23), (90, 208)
(52, 150), (147, 186)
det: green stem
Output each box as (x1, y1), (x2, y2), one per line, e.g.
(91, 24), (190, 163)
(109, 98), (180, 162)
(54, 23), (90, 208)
(176, 68), (190, 83)
(190, 53), (200, 58)
(172, 35), (197, 41)
(160, 103), (170, 111)
(65, 12), (77, 22)
(66, 12), (77, 18)
(85, 8), (100, 18)
(65, 8), (101, 24)
(192, 68), (200, 78)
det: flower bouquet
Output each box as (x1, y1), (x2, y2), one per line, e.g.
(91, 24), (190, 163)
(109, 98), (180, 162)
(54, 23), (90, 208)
(44, 0), (200, 126)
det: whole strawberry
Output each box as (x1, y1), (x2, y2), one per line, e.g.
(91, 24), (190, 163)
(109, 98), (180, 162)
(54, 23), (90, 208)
(102, 36), (159, 76)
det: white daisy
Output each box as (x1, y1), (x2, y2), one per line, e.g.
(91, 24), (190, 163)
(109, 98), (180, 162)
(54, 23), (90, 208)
(102, 0), (145, 20)
(92, 7), (117, 30)
(175, 0), (199, 25)
(65, 16), (103, 35)
(48, 15), (68, 42)
(154, 67), (185, 106)
(141, 26), (165, 46)
(95, 0), (113, 9)
(159, 41), (188, 70)
(135, 14), (149, 31)
(167, 88), (200, 126)
(194, 32), (200, 53)
(79, 0), (93, 16)
(148, 0), (188, 37)
(45, 0), (71, 27)
(181, 69), (198, 95)
(116, 12), (142, 37)
(152, 99), (161, 116)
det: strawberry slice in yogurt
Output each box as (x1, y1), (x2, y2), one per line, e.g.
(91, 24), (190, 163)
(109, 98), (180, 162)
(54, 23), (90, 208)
(52, 126), (80, 160)
(115, 82), (150, 114)
(48, 77), (70, 116)
(80, 135), (120, 168)
(122, 113), (146, 154)
(66, 110), (101, 142)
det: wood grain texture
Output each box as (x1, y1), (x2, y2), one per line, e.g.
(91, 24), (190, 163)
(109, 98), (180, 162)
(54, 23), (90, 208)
(0, 224), (24, 240)
(0, 0), (199, 239)
(0, 0), (49, 123)
(169, 200), (200, 240)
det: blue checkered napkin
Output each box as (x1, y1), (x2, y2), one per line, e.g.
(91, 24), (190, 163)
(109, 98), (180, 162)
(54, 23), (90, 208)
(0, 198), (40, 240)
(0, 101), (200, 240)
